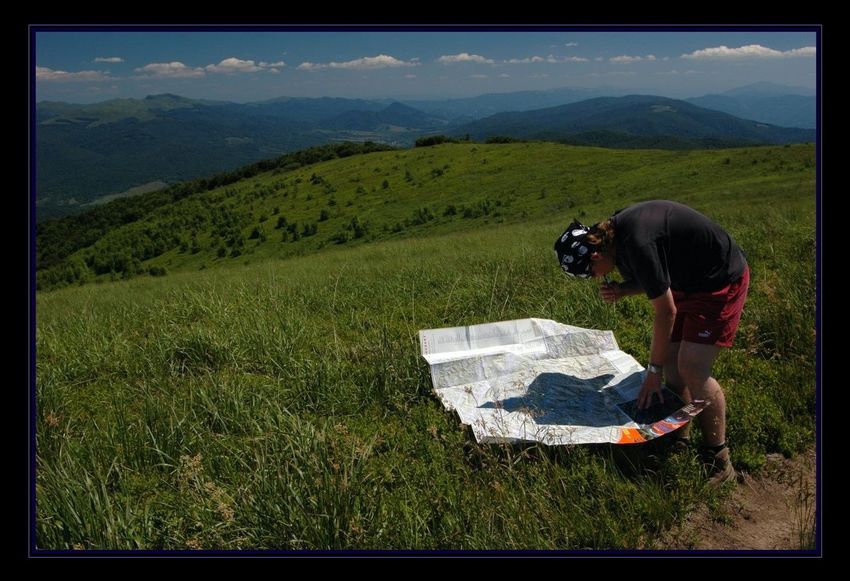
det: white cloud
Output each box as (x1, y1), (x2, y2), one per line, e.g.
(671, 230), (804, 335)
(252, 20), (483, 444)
(94, 57), (123, 63)
(437, 53), (495, 64)
(786, 47), (817, 57)
(530, 73), (550, 79)
(404, 74), (416, 79)
(135, 62), (205, 78)
(503, 54), (588, 64)
(546, 55), (589, 63)
(499, 73), (510, 78)
(205, 58), (262, 74)
(297, 54), (418, 70)
(565, 42), (579, 47)
(259, 61), (286, 68)
(36, 66), (110, 82)
(472, 74), (488, 79)
(660, 69), (699, 76)
(609, 54), (656, 64)
(682, 44), (817, 60)
(503, 56), (546, 64)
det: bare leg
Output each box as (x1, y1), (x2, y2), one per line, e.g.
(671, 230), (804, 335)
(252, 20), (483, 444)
(677, 342), (724, 447)
(663, 342), (692, 439)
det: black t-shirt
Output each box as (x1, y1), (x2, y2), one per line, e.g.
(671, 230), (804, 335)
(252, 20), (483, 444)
(610, 200), (747, 299)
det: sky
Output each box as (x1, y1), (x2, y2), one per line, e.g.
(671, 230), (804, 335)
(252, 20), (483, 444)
(33, 26), (819, 104)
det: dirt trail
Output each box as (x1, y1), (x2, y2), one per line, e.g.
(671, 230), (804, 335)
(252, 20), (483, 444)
(659, 448), (817, 550)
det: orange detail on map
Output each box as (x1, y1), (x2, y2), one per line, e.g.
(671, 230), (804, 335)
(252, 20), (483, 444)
(617, 428), (646, 444)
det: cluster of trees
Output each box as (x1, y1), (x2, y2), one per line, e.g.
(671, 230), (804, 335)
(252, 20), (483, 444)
(37, 142), (396, 290)
(36, 220), (181, 289)
(36, 139), (526, 291)
(415, 134), (477, 147)
(37, 143), (394, 271)
(330, 216), (369, 244)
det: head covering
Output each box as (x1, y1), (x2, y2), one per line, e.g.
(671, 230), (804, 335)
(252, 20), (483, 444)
(554, 220), (596, 278)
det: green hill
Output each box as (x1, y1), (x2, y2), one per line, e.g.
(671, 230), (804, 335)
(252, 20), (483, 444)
(35, 142), (816, 550)
(35, 142), (394, 278)
(37, 141), (816, 292)
(36, 91), (816, 223)
(35, 98), (324, 218)
(452, 96), (815, 147)
(35, 95), (446, 221)
(36, 94), (211, 126)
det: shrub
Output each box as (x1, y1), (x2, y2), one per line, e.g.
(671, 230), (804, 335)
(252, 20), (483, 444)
(415, 135), (460, 147)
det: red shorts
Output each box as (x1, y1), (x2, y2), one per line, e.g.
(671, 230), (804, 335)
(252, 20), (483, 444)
(670, 266), (750, 348)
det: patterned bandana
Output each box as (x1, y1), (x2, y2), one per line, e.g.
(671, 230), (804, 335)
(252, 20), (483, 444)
(554, 220), (595, 278)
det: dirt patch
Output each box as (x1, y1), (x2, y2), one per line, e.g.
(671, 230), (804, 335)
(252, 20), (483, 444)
(659, 448), (816, 550)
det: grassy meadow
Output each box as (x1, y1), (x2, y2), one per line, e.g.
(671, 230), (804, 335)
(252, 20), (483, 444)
(35, 142), (816, 550)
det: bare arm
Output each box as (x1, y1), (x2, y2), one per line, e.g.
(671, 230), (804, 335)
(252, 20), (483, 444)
(599, 279), (643, 303)
(637, 288), (677, 409)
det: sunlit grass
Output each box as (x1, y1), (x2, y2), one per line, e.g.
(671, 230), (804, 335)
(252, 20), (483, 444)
(35, 143), (816, 550)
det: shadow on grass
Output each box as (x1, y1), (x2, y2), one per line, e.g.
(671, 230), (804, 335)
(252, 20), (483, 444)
(462, 425), (686, 480)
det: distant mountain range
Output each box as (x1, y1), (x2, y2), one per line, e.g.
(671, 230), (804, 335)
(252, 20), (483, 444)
(320, 102), (448, 131)
(450, 95), (815, 148)
(36, 94), (446, 221)
(406, 82), (816, 128)
(403, 86), (636, 119)
(35, 83), (816, 221)
(685, 82), (816, 129)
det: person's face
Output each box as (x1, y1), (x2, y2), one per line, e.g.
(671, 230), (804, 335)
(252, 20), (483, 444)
(590, 251), (615, 279)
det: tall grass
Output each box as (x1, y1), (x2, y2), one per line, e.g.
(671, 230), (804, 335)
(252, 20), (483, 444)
(35, 144), (816, 550)
(793, 471), (817, 550)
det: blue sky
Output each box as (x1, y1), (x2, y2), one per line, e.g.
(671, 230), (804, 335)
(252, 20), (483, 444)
(34, 27), (819, 103)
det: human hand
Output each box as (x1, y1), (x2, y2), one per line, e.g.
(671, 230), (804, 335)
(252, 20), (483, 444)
(599, 281), (620, 304)
(637, 371), (664, 409)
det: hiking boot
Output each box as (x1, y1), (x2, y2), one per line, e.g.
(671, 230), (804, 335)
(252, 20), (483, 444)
(702, 446), (736, 488)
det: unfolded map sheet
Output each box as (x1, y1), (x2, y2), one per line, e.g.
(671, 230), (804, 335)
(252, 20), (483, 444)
(419, 318), (707, 445)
